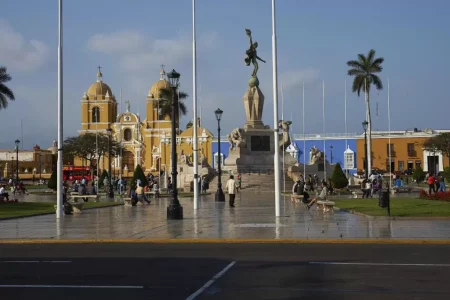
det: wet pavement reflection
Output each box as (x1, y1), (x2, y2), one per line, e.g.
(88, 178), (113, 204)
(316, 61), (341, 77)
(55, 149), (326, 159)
(1, 191), (449, 240)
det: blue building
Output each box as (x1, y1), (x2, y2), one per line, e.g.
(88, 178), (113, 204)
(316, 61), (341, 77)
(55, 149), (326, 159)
(212, 133), (358, 174)
(291, 133), (358, 174)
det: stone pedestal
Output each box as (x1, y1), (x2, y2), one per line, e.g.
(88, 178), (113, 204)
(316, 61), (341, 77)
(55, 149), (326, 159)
(243, 86), (265, 129)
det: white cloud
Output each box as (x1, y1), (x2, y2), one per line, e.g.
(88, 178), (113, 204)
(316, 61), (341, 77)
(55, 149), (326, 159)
(280, 68), (320, 90)
(0, 19), (50, 72)
(87, 30), (218, 73)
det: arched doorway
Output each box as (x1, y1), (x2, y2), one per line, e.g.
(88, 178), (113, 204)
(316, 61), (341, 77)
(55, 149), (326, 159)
(122, 151), (135, 172)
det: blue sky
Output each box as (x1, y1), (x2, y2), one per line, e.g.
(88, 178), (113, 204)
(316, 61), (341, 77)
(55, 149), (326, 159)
(1, 0), (449, 150)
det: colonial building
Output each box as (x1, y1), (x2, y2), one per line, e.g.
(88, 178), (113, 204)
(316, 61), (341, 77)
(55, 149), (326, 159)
(356, 128), (450, 175)
(0, 142), (57, 180)
(77, 66), (213, 178)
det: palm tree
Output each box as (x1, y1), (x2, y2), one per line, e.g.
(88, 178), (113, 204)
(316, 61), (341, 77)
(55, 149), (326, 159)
(0, 66), (15, 110)
(347, 49), (384, 175)
(159, 87), (188, 130)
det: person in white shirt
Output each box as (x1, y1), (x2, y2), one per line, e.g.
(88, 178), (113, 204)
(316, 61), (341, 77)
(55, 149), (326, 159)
(0, 185), (10, 201)
(226, 175), (237, 207)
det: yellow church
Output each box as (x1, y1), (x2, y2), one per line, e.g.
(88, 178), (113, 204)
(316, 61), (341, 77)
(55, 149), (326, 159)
(78, 66), (214, 183)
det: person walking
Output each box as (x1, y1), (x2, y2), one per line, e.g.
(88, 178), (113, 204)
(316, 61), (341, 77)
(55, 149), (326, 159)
(226, 175), (237, 207)
(427, 174), (436, 195)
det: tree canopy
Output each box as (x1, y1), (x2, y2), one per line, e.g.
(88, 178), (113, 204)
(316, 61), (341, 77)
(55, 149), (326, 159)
(347, 49), (384, 96)
(0, 66), (15, 110)
(63, 133), (123, 169)
(159, 88), (188, 130)
(423, 133), (450, 165)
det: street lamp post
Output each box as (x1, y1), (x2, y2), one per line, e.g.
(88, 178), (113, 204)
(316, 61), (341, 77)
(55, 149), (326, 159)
(15, 139), (20, 185)
(362, 121), (368, 180)
(329, 145), (333, 164)
(39, 154), (42, 181)
(214, 108), (225, 202)
(106, 128), (114, 198)
(166, 69), (183, 220)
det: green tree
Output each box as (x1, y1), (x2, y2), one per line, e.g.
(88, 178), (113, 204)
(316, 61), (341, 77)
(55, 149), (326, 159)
(330, 163), (349, 189)
(159, 88), (188, 130)
(0, 66), (15, 110)
(131, 164), (148, 188)
(347, 49), (384, 176)
(48, 170), (57, 190)
(443, 167), (450, 183)
(98, 169), (109, 188)
(412, 166), (426, 184)
(424, 133), (450, 166)
(63, 133), (123, 179)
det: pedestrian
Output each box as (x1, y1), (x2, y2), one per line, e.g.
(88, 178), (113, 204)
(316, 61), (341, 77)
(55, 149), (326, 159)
(136, 183), (150, 204)
(226, 175), (237, 207)
(439, 175), (446, 192)
(427, 174), (436, 195)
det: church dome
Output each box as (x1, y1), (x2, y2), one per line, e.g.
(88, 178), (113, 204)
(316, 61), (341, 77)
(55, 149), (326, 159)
(87, 68), (113, 98)
(148, 66), (171, 99)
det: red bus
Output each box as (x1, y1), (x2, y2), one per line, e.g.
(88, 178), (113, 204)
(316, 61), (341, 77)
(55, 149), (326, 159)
(63, 166), (92, 182)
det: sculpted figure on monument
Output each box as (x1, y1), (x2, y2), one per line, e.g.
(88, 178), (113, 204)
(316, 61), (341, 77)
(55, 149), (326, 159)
(245, 29), (266, 78)
(308, 146), (324, 165)
(278, 120), (292, 150)
(227, 128), (247, 151)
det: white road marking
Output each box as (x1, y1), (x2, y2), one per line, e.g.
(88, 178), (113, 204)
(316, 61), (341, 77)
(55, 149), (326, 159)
(0, 285), (143, 289)
(310, 262), (450, 267)
(0, 260), (72, 263)
(185, 261), (236, 300)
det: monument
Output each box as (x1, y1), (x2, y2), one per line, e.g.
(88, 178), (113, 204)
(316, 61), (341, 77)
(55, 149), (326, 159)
(223, 29), (297, 173)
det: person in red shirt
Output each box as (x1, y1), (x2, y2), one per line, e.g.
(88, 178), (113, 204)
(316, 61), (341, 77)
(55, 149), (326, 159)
(427, 174), (436, 195)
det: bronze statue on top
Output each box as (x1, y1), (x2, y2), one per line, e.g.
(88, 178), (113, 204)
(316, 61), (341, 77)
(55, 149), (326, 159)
(245, 29), (266, 78)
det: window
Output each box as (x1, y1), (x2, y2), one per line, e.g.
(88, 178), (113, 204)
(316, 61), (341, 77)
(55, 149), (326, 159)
(407, 143), (416, 157)
(398, 161), (404, 171)
(344, 152), (354, 169)
(92, 107), (100, 123)
(415, 160), (422, 168)
(124, 128), (132, 141)
(386, 143), (394, 156)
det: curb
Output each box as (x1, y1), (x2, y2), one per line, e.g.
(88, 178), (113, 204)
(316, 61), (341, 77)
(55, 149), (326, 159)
(0, 202), (123, 221)
(1, 239), (450, 245)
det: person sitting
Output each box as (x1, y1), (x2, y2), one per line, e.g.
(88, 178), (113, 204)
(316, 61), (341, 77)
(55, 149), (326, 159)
(291, 179), (304, 202)
(0, 185), (10, 201)
(307, 182), (328, 210)
(88, 182), (97, 195)
(129, 186), (138, 206)
(79, 184), (88, 202)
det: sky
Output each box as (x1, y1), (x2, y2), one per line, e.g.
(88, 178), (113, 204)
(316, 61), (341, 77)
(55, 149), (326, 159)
(1, 0), (449, 150)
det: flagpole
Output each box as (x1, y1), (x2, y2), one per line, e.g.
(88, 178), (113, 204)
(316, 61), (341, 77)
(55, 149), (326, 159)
(56, 0), (63, 219)
(192, 0), (199, 209)
(272, 0), (281, 217)
(388, 78), (392, 189)
(323, 80), (326, 181)
(281, 82), (285, 194)
(344, 80), (348, 175)
(302, 81), (305, 177)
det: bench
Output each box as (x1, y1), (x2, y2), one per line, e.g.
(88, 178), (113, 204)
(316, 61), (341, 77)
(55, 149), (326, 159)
(317, 200), (335, 213)
(123, 198), (144, 206)
(123, 197), (132, 206)
(352, 191), (365, 198)
(68, 202), (84, 213)
(290, 194), (304, 203)
(392, 187), (412, 194)
(70, 195), (99, 202)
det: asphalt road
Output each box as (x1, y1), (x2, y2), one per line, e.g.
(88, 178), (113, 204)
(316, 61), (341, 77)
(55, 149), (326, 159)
(1, 243), (450, 299)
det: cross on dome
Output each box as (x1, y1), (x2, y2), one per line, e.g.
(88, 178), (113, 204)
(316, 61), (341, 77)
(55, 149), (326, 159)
(96, 65), (103, 82)
(160, 64), (166, 80)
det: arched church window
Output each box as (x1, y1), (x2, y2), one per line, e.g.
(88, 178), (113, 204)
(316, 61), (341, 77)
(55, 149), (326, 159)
(92, 107), (100, 123)
(124, 128), (132, 141)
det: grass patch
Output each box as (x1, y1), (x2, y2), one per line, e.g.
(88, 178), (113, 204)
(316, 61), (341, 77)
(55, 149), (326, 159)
(0, 202), (122, 220)
(334, 197), (450, 217)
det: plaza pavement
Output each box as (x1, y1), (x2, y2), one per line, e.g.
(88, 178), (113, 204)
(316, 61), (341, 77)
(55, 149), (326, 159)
(1, 191), (450, 241)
